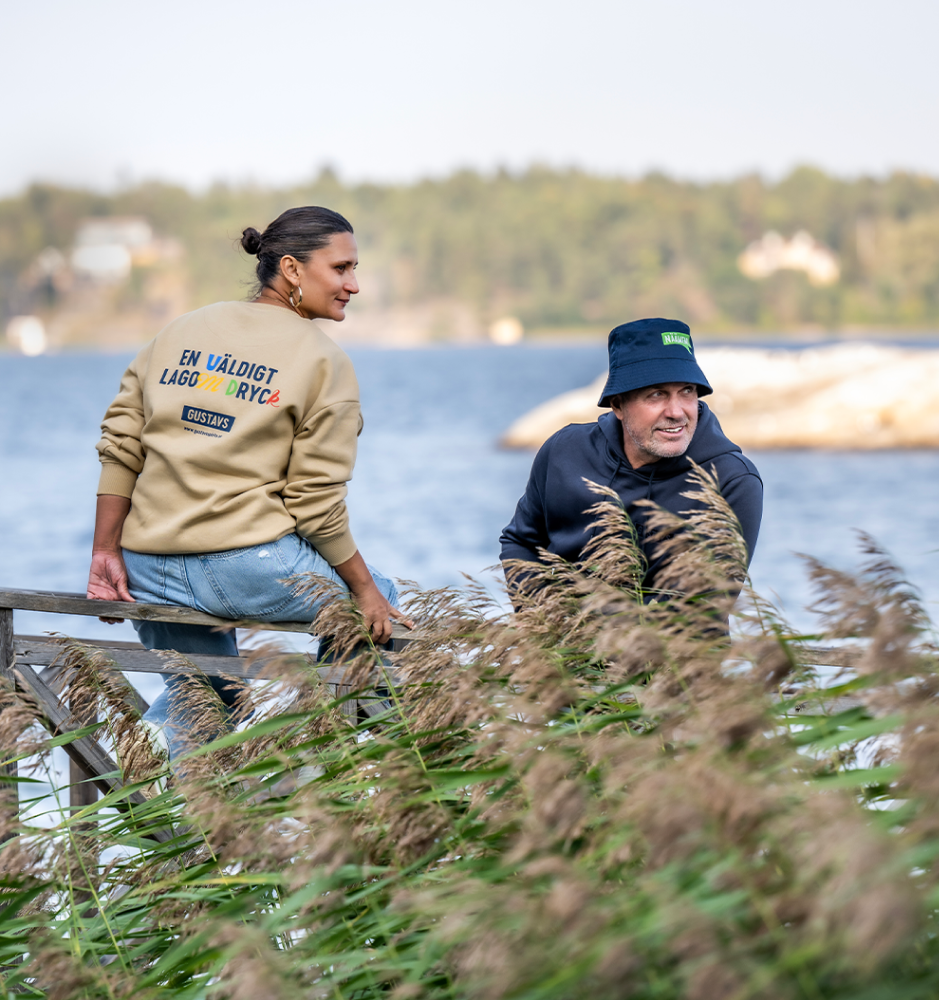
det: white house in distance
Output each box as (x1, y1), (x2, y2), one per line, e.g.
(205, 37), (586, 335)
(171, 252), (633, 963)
(738, 230), (840, 286)
(70, 217), (155, 282)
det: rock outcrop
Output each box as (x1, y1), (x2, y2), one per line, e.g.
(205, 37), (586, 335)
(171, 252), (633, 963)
(501, 344), (939, 450)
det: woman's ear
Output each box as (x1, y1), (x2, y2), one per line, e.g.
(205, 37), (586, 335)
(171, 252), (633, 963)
(279, 255), (301, 284)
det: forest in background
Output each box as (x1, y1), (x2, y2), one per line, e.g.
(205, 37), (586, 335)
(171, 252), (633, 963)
(1, 164), (939, 346)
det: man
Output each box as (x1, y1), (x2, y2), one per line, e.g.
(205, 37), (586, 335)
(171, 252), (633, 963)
(500, 317), (762, 590)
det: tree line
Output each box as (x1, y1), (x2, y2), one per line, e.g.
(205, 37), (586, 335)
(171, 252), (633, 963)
(2, 164), (938, 337)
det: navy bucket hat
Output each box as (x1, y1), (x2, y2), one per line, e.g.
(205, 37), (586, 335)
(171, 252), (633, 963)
(597, 317), (712, 407)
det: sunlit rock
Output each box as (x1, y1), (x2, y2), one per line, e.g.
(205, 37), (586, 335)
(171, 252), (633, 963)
(500, 344), (939, 449)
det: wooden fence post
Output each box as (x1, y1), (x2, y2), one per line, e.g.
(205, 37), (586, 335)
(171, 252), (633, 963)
(338, 682), (360, 721)
(0, 609), (18, 839)
(68, 705), (98, 815)
(68, 694), (98, 904)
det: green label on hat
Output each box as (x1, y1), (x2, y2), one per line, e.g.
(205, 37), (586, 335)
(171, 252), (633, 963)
(662, 331), (692, 353)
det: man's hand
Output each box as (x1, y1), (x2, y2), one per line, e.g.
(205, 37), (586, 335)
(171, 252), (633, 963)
(87, 495), (135, 623)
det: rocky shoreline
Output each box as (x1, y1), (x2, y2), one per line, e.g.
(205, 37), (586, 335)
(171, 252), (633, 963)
(501, 343), (939, 450)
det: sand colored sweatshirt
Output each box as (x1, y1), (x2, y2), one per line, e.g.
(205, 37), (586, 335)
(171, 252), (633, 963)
(96, 301), (362, 565)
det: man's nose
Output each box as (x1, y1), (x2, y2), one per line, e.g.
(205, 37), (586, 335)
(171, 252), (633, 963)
(663, 395), (685, 418)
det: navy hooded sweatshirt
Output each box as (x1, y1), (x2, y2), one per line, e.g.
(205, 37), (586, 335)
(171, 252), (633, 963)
(500, 403), (762, 588)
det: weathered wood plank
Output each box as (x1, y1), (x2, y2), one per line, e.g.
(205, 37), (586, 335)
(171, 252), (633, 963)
(69, 693), (98, 896)
(0, 587), (418, 642)
(69, 695), (99, 817)
(358, 690), (396, 720)
(15, 637), (356, 684)
(15, 664), (136, 794)
(18, 637), (395, 726)
(13, 635), (860, 677)
(0, 609), (17, 840)
(31, 640), (151, 715)
(70, 761), (99, 812)
(0, 611), (13, 683)
(0, 588), (311, 632)
(797, 646), (865, 669)
(35, 663), (151, 717)
(14, 664), (172, 843)
(791, 696), (865, 715)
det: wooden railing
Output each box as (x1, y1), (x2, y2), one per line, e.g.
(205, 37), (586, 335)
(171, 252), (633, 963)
(0, 588), (414, 842)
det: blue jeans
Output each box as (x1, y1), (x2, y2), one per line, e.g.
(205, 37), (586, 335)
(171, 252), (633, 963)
(123, 533), (398, 760)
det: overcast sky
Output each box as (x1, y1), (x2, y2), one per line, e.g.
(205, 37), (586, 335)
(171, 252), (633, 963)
(2, 0), (937, 195)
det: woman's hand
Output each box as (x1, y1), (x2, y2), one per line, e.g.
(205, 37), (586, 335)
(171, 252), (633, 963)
(87, 495), (136, 623)
(351, 582), (409, 645)
(333, 550), (413, 644)
(87, 549), (136, 623)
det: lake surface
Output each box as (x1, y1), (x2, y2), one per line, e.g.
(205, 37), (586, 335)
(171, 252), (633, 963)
(1, 343), (938, 713)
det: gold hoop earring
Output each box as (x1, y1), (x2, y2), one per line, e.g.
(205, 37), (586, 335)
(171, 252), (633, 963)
(289, 284), (303, 311)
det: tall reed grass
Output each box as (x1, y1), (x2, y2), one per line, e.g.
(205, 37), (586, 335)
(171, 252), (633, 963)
(2, 469), (937, 999)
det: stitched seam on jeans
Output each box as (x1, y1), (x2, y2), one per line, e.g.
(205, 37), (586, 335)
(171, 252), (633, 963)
(256, 588), (303, 622)
(201, 544), (266, 560)
(267, 536), (310, 620)
(178, 555), (204, 613)
(198, 557), (240, 618)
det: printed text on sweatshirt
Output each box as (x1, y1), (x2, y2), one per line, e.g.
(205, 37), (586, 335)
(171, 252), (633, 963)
(96, 301), (362, 565)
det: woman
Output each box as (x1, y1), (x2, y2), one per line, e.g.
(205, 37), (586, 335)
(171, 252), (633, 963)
(86, 206), (409, 757)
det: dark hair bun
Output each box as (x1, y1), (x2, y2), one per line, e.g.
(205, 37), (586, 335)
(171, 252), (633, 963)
(244, 207), (353, 294)
(241, 227), (263, 255)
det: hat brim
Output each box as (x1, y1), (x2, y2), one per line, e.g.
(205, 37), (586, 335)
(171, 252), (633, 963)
(598, 357), (712, 407)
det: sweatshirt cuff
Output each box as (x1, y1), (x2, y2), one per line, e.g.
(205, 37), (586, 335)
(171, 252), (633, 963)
(314, 532), (358, 568)
(500, 542), (541, 565)
(97, 462), (139, 498)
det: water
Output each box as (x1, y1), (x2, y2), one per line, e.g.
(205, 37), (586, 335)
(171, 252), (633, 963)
(1, 343), (938, 711)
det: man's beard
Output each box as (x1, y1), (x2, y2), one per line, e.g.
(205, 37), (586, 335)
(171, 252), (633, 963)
(623, 418), (691, 460)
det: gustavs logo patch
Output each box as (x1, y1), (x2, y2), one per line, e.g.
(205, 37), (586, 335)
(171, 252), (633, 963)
(661, 331), (692, 353)
(181, 406), (235, 432)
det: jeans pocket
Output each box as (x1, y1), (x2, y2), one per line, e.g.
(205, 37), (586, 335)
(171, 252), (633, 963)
(196, 537), (302, 619)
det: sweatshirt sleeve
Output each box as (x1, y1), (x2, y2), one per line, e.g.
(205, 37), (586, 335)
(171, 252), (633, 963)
(500, 440), (552, 564)
(721, 470), (763, 566)
(283, 399), (363, 567)
(96, 346), (151, 498)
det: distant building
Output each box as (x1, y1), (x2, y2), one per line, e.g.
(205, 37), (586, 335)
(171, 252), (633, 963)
(738, 230), (840, 286)
(76, 217), (153, 251)
(70, 217), (180, 282)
